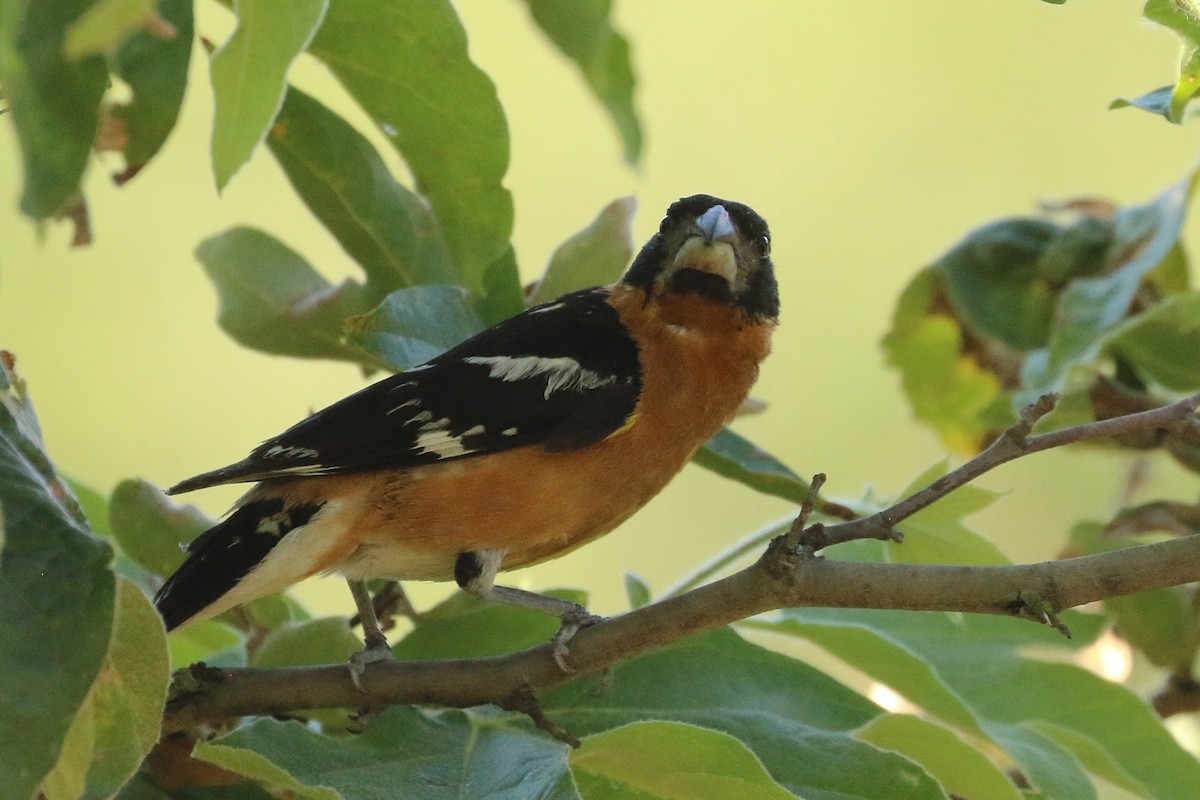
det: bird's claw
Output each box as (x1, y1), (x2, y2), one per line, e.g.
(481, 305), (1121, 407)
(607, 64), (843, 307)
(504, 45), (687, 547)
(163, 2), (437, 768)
(551, 607), (605, 673)
(348, 641), (393, 691)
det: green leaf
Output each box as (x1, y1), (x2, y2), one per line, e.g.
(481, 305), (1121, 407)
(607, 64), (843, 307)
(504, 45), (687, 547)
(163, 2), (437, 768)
(110, 0), (193, 181)
(63, 0), (155, 60)
(210, 0), (329, 190)
(763, 607), (1200, 799)
(1145, 241), (1191, 296)
(856, 714), (1022, 800)
(267, 85), (458, 295)
(69, 478), (112, 539)
(195, 226), (371, 362)
(1108, 291), (1200, 391)
(886, 462), (1009, 566)
(192, 736), (342, 800)
(195, 706), (576, 800)
(308, 0), (519, 316)
(1018, 167), (1200, 406)
(1144, 0), (1200, 122)
(394, 589), (587, 660)
(691, 426), (813, 503)
(1064, 522), (1196, 670)
(529, 197), (636, 306)
(522, 0), (641, 164)
(623, 571), (652, 609)
(1110, 85), (1174, 118)
(545, 628), (945, 800)
(343, 285), (485, 371)
(108, 478), (212, 578)
(0, 354), (115, 800)
(111, 773), (172, 800)
(41, 579), (169, 800)
(249, 617), (364, 731)
(251, 617), (362, 668)
(167, 619), (245, 669)
(882, 268), (1005, 453)
(0, 0), (109, 218)
(569, 721), (794, 800)
(1032, 721), (1151, 798)
(937, 217), (1110, 352)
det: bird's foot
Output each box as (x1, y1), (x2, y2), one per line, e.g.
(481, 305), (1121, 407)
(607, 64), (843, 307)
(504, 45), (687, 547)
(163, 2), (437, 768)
(551, 606), (605, 673)
(348, 639), (392, 691)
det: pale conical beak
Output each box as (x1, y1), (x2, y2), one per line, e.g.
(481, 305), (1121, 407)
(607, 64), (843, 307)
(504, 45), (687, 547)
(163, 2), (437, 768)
(671, 204), (739, 284)
(691, 205), (735, 244)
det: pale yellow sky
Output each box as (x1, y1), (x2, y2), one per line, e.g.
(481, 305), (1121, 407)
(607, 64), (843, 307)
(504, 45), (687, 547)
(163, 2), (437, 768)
(0, 1), (1196, 617)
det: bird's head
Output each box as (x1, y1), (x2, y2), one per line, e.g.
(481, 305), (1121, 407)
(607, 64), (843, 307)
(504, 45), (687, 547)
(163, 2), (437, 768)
(622, 194), (778, 321)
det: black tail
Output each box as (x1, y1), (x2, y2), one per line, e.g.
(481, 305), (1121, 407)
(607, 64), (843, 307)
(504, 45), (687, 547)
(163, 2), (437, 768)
(154, 497), (323, 630)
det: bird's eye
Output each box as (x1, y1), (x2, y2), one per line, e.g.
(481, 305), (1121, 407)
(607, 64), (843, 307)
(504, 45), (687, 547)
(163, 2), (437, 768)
(756, 235), (771, 255)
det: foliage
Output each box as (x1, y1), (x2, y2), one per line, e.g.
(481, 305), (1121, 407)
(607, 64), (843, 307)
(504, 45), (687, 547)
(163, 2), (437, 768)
(2, 1), (1200, 799)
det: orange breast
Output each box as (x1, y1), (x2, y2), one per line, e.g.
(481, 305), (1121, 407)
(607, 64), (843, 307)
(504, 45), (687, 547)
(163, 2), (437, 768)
(315, 284), (774, 582)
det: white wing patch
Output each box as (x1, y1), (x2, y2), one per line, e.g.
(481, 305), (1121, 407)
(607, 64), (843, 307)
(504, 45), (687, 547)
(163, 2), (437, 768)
(413, 417), (477, 459)
(262, 444), (319, 459)
(464, 355), (615, 400)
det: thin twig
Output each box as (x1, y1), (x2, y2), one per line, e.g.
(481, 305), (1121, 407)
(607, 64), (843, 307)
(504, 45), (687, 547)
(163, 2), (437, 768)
(800, 391), (1200, 549)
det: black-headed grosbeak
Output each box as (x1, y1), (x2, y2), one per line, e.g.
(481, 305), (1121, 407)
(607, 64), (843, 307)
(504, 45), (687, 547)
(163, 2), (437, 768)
(155, 194), (778, 677)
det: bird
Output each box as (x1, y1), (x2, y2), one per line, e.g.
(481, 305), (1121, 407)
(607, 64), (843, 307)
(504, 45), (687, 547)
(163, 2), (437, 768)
(154, 193), (778, 680)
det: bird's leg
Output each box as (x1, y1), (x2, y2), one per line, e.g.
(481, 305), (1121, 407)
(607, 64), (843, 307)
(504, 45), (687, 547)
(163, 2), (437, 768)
(346, 579), (392, 690)
(455, 550), (605, 672)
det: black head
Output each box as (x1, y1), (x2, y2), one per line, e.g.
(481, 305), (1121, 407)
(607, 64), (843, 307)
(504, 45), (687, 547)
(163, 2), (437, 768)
(622, 194), (778, 320)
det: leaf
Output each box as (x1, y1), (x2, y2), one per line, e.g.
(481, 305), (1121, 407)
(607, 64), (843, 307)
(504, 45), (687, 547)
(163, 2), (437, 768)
(0, 353), (115, 800)
(192, 737), (342, 800)
(569, 721), (794, 800)
(267, 85), (458, 295)
(1144, 0), (1200, 123)
(210, 0), (329, 190)
(544, 628), (945, 800)
(110, 773), (172, 800)
(522, 0), (641, 164)
(1063, 522), (1196, 670)
(0, 0), (109, 219)
(108, 478), (212, 578)
(1107, 291), (1200, 391)
(199, 628), (942, 799)
(856, 714), (1022, 800)
(935, 216), (1113, 352)
(62, 0), (156, 59)
(623, 571), (652, 609)
(393, 589), (587, 661)
(308, 0), (520, 317)
(195, 226), (371, 362)
(343, 285), (485, 371)
(691, 426), (813, 503)
(110, 0), (193, 181)
(936, 218), (1062, 351)
(195, 707), (577, 800)
(40, 579), (169, 800)
(250, 617), (362, 668)
(167, 619), (245, 669)
(762, 607), (1200, 799)
(882, 268), (1005, 453)
(1018, 167), (1200, 406)
(528, 197), (636, 306)
(1110, 85), (1174, 119)
(886, 462), (1009, 566)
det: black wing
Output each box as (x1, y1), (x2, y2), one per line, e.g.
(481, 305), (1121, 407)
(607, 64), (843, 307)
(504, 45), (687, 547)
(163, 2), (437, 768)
(168, 288), (642, 494)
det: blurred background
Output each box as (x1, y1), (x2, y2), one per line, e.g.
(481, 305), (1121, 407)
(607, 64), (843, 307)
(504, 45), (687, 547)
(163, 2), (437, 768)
(0, 0), (1196, 645)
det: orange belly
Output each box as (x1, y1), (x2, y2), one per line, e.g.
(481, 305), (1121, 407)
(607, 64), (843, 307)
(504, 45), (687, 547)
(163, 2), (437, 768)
(317, 285), (774, 584)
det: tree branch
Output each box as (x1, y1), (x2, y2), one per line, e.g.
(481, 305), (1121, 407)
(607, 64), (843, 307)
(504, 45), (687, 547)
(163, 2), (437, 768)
(162, 392), (1200, 735)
